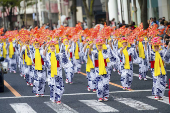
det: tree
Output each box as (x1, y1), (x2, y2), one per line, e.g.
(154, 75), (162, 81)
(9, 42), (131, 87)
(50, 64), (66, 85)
(138, 0), (148, 29)
(23, 0), (36, 27)
(83, 0), (95, 28)
(71, 0), (77, 27)
(0, 0), (22, 30)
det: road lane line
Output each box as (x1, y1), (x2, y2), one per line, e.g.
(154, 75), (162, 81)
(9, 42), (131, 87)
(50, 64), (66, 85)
(79, 72), (133, 91)
(114, 97), (157, 110)
(147, 96), (170, 105)
(79, 100), (119, 112)
(10, 103), (37, 113)
(133, 73), (152, 79)
(44, 101), (78, 113)
(0, 89), (168, 99)
(4, 80), (21, 97)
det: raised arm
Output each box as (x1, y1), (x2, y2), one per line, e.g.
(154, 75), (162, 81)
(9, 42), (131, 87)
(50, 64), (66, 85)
(43, 44), (49, 56)
(88, 43), (94, 55)
(83, 43), (89, 53)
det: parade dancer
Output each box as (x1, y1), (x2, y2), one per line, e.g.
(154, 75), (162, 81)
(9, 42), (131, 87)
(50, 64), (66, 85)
(20, 38), (34, 86)
(150, 37), (170, 100)
(136, 37), (149, 80)
(2, 37), (7, 62)
(29, 38), (46, 97)
(72, 40), (82, 73)
(60, 38), (74, 84)
(45, 41), (72, 104)
(8, 38), (17, 73)
(83, 41), (96, 92)
(118, 37), (139, 90)
(89, 38), (110, 102)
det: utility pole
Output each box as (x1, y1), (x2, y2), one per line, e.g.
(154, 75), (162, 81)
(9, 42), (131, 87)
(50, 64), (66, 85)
(57, 0), (61, 27)
(105, 0), (109, 26)
(36, 0), (39, 26)
(38, 0), (42, 27)
(72, 0), (77, 27)
(24, 0), (27, 27)
(49, 0), (52, 29)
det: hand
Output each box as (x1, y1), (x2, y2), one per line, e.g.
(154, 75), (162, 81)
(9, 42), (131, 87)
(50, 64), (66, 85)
(109, 39), (112, 46)
(85, 42), (89, 46)
(46, 44), (50, 48)
(89, 43), (94, 48)
(68, 45), (71, 49)
(158, 46), (162, 51)
(26, 46), (29, 50)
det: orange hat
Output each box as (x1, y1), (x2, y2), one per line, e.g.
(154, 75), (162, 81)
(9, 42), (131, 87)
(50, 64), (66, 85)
(150, 37), (162, 46)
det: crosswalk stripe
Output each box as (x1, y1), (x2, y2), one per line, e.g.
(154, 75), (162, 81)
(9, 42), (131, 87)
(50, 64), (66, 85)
(44, 101), (78, 113)
(133, 73), (152, 79)
(10, 103), (36, 113)
(114, 97), (157, 110)
(147, 96), (170, 105)
(79, 100), (119, 112)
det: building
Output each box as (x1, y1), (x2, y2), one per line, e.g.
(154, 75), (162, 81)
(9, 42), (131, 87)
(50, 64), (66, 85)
(108, 0), (170, 26)
(0, 0), (170, 29)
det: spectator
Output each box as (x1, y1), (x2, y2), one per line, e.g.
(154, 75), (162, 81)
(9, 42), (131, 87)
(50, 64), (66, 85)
(83, 21), (87, 29)
(45, 23), (49, 29)
(122, 20), (126, 25)
(159, 18), (162, 26)
(111, 18), (116, 27)
(154, 17), (159, 25)
(150, 17), (155, 26)
(52, 23), (57, 30)
(158, 21), (165, 30)
(162, 17), (165, 22)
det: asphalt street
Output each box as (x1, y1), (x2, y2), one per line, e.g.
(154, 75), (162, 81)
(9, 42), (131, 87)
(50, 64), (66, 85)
(0, 64), (170, 113)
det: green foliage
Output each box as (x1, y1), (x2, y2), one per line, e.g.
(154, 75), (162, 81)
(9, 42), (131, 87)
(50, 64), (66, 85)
(0, 0), (22, 8)
(0, 0), (37, 11)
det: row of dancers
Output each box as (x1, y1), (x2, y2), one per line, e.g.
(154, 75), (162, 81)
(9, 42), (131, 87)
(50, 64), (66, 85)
(0, 24), (170, 104)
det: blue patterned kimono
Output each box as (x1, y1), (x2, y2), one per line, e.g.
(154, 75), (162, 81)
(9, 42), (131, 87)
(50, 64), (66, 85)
(83, 47), (96, 90)
(90, 49), (110, 98)
(113, 40), (122, 74)
(60, 43), (74, 83)
(29, 48), (46, 95)
(118, 46), (139, 88)
(71, 42), (82, 73)
(0, 43), (3, 57)
(46, 52), (72, 102)
(8, 41), (18, 72)
(20, 45), (34, 85)
(137, 41), (149, 79)
(150, 47), (170, 97)
(107, 43), (120, 77)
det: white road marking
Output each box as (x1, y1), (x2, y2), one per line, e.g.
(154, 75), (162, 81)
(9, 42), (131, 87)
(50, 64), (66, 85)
(10, 103), (36, 113)
(147, 96), (170, 105)
(167, 70), (170, 72)
(114, 97), (157, 110)
(0, 89), (168, 99)
(44, 101), (78, 113)
(79, 100), (119, 112)
(133, 73), (152, 79)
